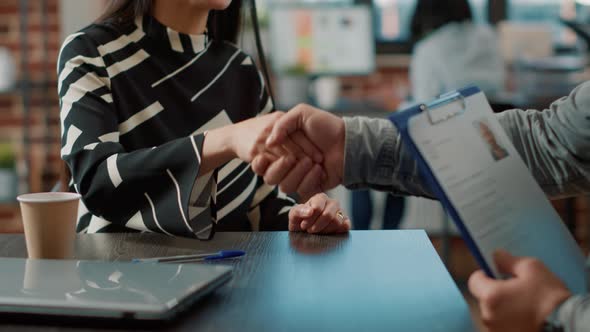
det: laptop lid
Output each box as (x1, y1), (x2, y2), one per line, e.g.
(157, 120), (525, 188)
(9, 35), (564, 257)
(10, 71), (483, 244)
(0, 258), (232, 320)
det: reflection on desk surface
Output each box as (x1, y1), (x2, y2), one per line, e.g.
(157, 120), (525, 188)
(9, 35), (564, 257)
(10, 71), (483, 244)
(0, 258), (231, 315)
(0, 231), (477, 331)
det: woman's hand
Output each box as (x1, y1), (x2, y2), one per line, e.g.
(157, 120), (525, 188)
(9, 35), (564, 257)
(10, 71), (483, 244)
(201, 111), (324, 184)
(252, 104), (345, 200)
(201, 112), (304, 175)
(229, 112), (284, 163)
(288, 193), (351, 234)
(230, 112), (323, 164)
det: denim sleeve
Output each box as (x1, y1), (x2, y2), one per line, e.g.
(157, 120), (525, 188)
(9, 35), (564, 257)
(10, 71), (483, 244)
(496, 82), (590, 199)
(342, 116), (433, 198)
(557, 294), (590, 332)
(342, 81), (590, 199)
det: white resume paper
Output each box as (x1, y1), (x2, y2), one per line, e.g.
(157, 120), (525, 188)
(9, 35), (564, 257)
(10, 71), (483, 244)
(408, 92), (587, 294)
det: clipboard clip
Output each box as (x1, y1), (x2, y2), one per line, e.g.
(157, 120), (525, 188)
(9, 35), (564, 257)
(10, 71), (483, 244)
(419, 91), (466, 125)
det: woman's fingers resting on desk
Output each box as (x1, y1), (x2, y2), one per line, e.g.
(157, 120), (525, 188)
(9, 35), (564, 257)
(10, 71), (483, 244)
(288, 193), (351, 234)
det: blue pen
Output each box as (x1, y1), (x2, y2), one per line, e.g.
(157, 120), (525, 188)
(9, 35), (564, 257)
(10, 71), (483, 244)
(132, 250), (245, 263)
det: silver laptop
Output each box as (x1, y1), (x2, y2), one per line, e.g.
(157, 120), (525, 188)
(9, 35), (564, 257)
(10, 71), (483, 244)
(0, 258), (232, 320)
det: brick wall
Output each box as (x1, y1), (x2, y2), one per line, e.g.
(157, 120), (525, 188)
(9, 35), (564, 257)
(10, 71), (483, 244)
(0, 0), (61, 232)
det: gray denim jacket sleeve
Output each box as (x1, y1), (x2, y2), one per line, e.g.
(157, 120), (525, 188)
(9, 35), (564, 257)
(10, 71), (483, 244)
(342, 82), (590, 197)
(342, 116), (433, 197)
(558, 294), (590, 332)
(342, 81), (590, 331)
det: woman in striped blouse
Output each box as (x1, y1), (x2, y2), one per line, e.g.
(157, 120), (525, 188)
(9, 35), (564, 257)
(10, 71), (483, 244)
(58, 0), (350, 237)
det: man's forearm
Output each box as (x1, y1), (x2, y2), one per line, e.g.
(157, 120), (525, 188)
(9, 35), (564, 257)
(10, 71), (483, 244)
(343, 79), (590, 199)
(496, 82), (590, 199)
(342, 116), (433, 197)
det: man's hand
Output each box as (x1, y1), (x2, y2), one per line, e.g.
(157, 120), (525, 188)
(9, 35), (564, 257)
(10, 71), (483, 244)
(229, 111), (322, 163)
(468, 250), (572, 332)
(251, 104), (346, 200)
(228, 112), (284, 163)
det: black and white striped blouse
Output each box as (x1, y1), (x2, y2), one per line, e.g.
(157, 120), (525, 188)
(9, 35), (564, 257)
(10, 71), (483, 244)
(58, 15), (294, 236)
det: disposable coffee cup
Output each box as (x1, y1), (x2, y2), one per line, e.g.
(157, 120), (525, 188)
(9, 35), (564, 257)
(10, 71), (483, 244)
(17, 192), (81, 259)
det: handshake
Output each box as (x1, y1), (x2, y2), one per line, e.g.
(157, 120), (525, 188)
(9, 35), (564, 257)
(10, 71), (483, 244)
(229, 104), (349, 233)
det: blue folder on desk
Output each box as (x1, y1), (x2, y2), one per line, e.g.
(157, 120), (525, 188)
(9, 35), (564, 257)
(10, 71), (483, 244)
(389, 86), (587, 294)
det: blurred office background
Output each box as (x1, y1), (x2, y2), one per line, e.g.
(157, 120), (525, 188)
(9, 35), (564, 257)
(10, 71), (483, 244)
(0, 0), (589, 279)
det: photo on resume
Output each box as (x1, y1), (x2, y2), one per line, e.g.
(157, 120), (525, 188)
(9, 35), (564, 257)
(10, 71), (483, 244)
(473, 119), (508, 161)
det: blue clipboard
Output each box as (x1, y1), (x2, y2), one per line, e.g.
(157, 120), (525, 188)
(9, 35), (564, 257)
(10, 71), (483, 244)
(389, 85), (495, 277)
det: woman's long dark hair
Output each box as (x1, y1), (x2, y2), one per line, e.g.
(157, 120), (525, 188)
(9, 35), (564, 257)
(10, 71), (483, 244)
(60, 0), (244, 191)
(409, 0), (473, 43)
(95, 0), (243, 43)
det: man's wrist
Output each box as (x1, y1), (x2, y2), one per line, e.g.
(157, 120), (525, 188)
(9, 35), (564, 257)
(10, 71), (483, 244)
(342, 117), (398, 188)
(541, 291), (571, 332)
(542, 302), (566, 332)
(334, 117), (345, 183)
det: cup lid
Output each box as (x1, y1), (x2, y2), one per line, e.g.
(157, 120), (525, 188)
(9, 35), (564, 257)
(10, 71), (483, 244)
(17, 192), (81, 203)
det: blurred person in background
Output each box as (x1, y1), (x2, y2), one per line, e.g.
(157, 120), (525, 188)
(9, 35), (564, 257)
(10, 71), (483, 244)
(409, 0), (504, 102)
(400, 0), (506, 240)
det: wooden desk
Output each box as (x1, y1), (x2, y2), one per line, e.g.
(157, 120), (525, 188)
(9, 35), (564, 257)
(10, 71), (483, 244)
(0, 231), (476, 331)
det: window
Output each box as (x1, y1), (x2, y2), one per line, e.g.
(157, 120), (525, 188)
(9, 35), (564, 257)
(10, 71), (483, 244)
(508, 0), (567, 23)
(371, 0), (488, 53)
(507, 0), (576, 45)
(372, 0), (413, 43)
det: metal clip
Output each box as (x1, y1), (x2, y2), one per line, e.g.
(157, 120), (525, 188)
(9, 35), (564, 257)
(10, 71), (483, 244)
(420, 91), (466, 125)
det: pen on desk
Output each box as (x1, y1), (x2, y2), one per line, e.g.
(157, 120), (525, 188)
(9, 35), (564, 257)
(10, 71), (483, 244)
(132, 250), (246, 263)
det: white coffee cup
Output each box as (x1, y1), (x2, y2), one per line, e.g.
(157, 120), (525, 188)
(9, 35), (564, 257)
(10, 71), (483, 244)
(17, 192), (81, 259)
